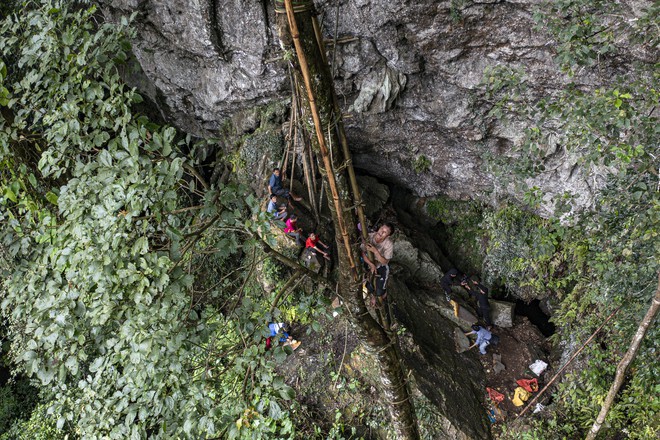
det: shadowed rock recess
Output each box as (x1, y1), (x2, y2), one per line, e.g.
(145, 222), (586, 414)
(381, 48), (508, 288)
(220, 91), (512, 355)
(100, 0), (650, 437)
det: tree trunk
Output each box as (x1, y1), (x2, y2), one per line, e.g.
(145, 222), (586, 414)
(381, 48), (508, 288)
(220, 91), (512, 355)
(273, 1), (419, 438)
(585, 272), (660, 440)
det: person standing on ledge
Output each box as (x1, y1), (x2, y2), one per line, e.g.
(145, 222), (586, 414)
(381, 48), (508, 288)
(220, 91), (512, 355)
(462, 275), (493, 329)
(362, 223), (395, 305)
(440, 268), (463, 302)
(268, 167), (302, 201)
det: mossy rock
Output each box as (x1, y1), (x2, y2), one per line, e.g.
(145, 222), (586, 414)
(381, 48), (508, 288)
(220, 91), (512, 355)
(425, 195), (486, 275)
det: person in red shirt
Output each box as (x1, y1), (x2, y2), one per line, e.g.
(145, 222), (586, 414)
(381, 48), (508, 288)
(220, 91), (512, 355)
(305, 232), (330, 260)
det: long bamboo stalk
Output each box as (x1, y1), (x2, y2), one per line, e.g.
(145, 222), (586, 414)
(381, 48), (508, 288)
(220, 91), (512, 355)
(312, 15), (370, 247)
(284, 0), (357, 275)
(585, 274), (660, 440)
(293, 76), (319, 220)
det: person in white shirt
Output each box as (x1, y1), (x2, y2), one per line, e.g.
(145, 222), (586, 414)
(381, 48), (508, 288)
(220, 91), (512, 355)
(362, 222), (395, 304)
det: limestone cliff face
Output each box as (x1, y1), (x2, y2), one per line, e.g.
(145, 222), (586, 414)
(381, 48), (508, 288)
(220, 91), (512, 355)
(99, 0), (648, 436)
(103, 0), (652, 214)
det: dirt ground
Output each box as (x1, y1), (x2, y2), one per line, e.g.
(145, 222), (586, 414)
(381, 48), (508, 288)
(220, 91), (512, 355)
(478, 315), (553, 422)
(274, 299), (556, 438)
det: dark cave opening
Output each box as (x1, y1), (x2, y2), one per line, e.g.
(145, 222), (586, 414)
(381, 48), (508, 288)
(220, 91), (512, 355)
(515, 299), (556, 337)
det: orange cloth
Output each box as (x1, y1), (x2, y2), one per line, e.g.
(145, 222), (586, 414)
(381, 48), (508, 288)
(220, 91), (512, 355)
(516, 378), (539, 393)
(486, 387), (505, 403)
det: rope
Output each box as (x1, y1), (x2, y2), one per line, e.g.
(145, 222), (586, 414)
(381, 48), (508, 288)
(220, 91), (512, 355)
(274, 0), (313, 14)
(389, 396), (411, 406)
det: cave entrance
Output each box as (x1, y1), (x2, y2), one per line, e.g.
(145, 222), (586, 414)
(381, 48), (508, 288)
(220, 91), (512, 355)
(515, 299), (555, 337)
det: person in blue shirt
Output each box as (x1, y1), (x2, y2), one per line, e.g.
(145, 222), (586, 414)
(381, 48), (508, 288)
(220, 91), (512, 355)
(268, 168), (301, 201)
(267, 194), (287, 220)
(465, 324), (493, 355)
(266, 323), (300, 350)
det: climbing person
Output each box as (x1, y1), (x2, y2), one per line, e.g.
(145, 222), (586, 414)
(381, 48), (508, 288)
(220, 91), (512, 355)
(266, 323), (301, 350)
(283, 214), (305, 246)
(361, 222), (395, 306)
(268, 167), (302, 201)
(267, 194), (287, 220)
(305, 232), (330, 260)
(440, 268), (463, 302)
(465, 324), (494, 355)
(462, 275), (493, 329)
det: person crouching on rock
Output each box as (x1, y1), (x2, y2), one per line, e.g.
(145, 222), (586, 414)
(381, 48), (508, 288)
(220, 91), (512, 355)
(465, 324), (494, 355)
(305, 232), (330, 260)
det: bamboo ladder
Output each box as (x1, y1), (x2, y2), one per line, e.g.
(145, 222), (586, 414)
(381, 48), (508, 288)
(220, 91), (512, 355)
(278, 0), (394, 329)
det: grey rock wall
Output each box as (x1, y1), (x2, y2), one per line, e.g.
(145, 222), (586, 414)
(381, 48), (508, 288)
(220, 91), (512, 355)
(103, 0), (651, 215)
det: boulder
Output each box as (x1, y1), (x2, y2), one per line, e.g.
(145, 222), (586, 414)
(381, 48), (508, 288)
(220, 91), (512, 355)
(491, 299), (515, 328)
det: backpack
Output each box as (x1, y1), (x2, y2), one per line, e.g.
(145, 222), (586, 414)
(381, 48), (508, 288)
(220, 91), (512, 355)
(489, 334), (500, 346)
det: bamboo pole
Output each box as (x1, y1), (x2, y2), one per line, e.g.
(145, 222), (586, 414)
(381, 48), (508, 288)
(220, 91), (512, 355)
(586, 274), (660, 440)
(283, 0), (357, 276)
(518, 306), (622, 417)
(312, 15), (370, 248)
(293, 76), (319, 220)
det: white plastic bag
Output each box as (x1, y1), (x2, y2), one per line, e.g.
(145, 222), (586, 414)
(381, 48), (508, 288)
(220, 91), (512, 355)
(529, 359), (548, 376)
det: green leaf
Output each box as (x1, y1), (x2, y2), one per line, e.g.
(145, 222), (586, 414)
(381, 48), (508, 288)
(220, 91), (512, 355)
(273, 347), (287, 363)
(132, 236), (148, 255)
(278, 385), (295, 400)
(4, 187), (17, 203)
(45, 191), (58, 205)
(161, 138), (172, 156)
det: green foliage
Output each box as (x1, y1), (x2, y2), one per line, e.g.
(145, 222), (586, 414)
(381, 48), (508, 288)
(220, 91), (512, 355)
(426, 196), (485, 274)
(0, 403), (70, 440)
(533, 0), (659, 74)
(0, 1), (304, 438)
(412, 155), (431, 174)
(0, 378), (39, 433)
(449, 0), (470, 22)
(482, 204), (565, 300)
(481, 1), (659, 437)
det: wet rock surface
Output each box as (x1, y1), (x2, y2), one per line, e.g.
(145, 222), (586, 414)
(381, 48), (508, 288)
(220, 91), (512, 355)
(390, 279), (492, 439)
(491, 299), (515, 328)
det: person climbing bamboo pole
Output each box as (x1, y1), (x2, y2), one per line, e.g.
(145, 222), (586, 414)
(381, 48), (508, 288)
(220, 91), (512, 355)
(282, 0), (357, 276)
(585, 272), (660, 440)
(273, 1), (420, 438)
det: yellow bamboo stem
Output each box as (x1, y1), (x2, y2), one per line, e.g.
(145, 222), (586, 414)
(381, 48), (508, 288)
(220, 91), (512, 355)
(284, 0), (357, 274)
(312, 18), (371, 247)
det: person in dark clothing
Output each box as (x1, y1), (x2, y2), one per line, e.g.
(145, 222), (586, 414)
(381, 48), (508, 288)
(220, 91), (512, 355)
(440, 268), (463, 302)
(268, 168), (301, 201)
(462, 275), (493, 328)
